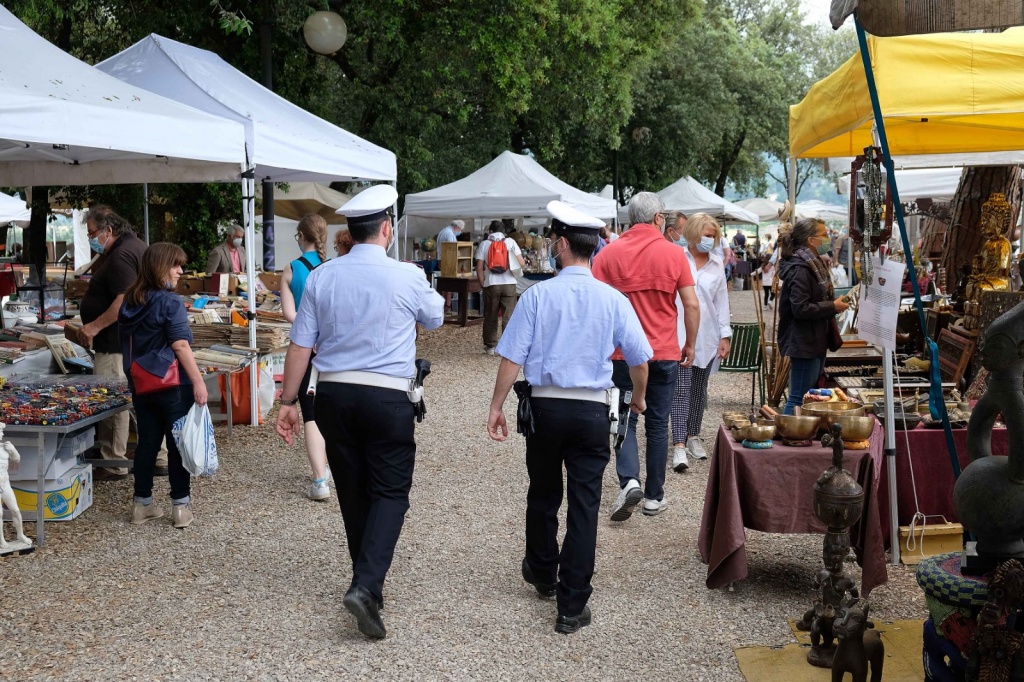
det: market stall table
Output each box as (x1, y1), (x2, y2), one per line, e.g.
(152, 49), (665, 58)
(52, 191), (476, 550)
(877, 422), (1009, 531)
(435, 276), (483, 327)
(4, 403), (132, 546)
(698, 422), (888, 595)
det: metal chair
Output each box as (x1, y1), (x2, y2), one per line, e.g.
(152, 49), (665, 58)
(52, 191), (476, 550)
(719, 322), (765, 408)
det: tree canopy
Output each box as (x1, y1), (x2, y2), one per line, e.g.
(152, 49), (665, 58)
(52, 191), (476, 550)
(4, 0), (855, 266)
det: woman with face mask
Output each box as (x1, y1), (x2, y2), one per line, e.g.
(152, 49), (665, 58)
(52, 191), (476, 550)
(118, 243), (208, 528)
(777, 218), (851, 415)
(667, 213), (732, 471)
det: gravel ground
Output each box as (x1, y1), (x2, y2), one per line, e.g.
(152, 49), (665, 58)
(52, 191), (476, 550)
(0, 285), (926, 681)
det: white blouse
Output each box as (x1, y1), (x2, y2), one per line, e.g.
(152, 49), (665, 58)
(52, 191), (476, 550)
(676, 249), (732, 372)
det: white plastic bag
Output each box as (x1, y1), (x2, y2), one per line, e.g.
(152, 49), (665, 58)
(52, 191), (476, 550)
(172, 403), (219, 477)
(258, 364), (274, 422)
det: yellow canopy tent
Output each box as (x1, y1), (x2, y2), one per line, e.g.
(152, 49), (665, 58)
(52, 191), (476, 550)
(790, 28), (1024, 159)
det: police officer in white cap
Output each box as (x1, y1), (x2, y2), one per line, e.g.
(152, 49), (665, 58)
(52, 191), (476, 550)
(487, 200), (653, 634)
(276, 184), (444, 640)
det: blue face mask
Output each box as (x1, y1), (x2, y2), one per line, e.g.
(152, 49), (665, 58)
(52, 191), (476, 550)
(697, 236), (715, 253)
(89, 236), (105, 254)
(675, 236), (687, 248)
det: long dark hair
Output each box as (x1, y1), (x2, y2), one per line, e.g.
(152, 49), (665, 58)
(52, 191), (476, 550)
(124, 242), (187, 307)
(779, 218), (823, 260)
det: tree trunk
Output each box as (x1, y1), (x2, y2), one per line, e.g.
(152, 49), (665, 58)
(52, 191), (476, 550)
(940, 166), (1022, 278)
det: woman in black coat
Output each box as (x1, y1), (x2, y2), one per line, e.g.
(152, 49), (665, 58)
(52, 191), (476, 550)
(777, 218), (851, 415)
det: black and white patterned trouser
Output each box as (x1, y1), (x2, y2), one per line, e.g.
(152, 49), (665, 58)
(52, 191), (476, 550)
(670, 358), (714, 445)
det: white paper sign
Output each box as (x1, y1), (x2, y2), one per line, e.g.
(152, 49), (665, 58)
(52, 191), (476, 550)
(857, 256), (906, 351)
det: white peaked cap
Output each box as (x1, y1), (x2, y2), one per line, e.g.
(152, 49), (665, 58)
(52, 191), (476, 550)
(546, 200), (603, 231)
(336, 184), (399, 218)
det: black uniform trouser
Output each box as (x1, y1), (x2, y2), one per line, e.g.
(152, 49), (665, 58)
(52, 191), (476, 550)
(524, 397), (610, 617)
(314, 382), (416, 603)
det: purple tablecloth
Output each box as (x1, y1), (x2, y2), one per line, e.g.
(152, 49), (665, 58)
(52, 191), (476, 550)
(698, 423), (888, 595)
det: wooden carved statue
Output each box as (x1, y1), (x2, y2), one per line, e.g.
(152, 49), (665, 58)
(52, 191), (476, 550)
(966, 192), (1014, 300)
(831, 600), (884, 682)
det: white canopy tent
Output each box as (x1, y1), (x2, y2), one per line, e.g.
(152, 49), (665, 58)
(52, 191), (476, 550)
(651, 177), (760, 225)
(402, 151), (617, 245)
(0, 192), (30, 226)
(735, 197), (784, 222)
(97, 34), (395, 184)
(0, 8), (246, 187)
(837, 167), (963, 203)
(255, 182), (351, 225)
(795, 200), (849, 221)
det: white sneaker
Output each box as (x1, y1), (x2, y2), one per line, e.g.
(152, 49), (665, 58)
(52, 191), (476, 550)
(687, 437), (709, 460)
(307, 479), (330, 501)
(610, 479), (643, 522)
(642, 497), (669, 516)
(672, 446), (689, 473)
(484, 347), (496, 356)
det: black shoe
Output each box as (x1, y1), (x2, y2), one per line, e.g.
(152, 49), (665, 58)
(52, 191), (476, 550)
(153, 466), (169, 477)
(93, 468), (128, 482)
(343, 586), (386, 639)
(555, 606), (592, 634)
(521, 560), (556, 599)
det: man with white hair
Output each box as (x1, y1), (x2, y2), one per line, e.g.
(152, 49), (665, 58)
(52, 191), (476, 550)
(438, 219), (464, 245)
(593, 191), (700, 520)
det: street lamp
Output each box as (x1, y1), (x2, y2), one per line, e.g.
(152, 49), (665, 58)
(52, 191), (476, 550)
(303, 10), (347, 55)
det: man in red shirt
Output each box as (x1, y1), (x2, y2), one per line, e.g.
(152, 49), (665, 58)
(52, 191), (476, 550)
(593, 192), (700, 520)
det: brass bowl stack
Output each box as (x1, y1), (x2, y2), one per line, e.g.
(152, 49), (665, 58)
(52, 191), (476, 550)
(833, 415), (875, 442)
(799, 401), (866, 431)
(744, 424), (776, 443)
(776, 415), (821, 441)
(722, 412), (748, 429)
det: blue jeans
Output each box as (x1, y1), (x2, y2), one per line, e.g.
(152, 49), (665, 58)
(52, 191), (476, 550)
(783, 356), (826, 415)
(612, 359), (678, 502)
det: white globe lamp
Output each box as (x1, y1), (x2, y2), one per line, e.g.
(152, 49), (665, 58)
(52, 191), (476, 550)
(303, 11), (347, 55)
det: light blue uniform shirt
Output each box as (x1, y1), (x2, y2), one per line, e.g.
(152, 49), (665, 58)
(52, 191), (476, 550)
(291, 244), (445, 378)
(495, 266), (653, 390)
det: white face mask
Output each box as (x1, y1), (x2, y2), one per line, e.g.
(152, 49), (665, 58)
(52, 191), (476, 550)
(232, 237), (243, 248)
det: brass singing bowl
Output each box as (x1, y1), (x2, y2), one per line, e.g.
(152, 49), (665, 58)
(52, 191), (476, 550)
(722, 412), (747, 428)
(799, 401), (866, 430)
(833, 415), (875, 441)
(731, 424), (751, 441)
(756, 417), (775, 427)
(744, 424), (776, 442)
(775, 415), (821, 441)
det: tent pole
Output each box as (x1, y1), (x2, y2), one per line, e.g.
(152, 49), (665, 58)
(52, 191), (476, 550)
(142, 183), (150, 244)
(243, 170), (260, 426)
(788, 158), (796, 205)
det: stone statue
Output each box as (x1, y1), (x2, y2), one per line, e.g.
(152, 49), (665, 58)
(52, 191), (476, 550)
(954, 299), (1024, 573)
(0, 422), (32, 550)
(966, 192), (1014, 300)
(831, 600), (884, 682)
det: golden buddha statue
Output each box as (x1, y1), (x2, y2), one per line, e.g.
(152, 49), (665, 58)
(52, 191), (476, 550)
(966, 192), (1013, 299)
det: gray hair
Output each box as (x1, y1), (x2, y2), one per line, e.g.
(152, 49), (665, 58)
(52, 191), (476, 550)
(226, 224), (244, 238)
(627, 192), (665, 226)
(451, 219), (465, 230)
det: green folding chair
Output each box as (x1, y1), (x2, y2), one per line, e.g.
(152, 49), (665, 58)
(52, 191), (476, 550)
(719, 323), (765, 409)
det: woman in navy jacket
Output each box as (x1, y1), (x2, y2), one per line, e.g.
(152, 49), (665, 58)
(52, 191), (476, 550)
(777, 218), (851, 415)
(119, 243), (208, 528)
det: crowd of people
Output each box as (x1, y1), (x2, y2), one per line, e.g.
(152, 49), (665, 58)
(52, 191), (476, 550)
(69, 190), (854, 641)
